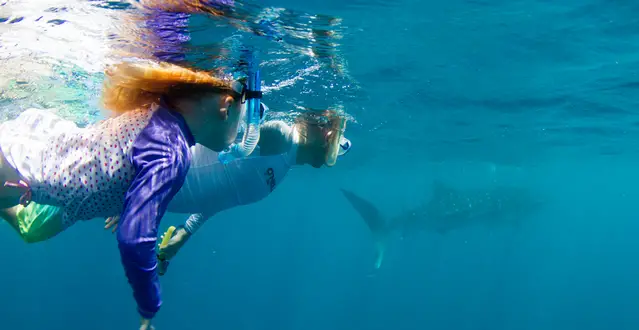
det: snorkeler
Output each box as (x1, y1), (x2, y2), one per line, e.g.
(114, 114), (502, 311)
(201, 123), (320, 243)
(0, 59), (257, 330)
(9, 110), (351, 243)
(103, 110), (352, 275)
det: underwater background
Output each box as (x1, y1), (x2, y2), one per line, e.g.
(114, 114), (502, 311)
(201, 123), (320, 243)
(2, 0), (639, 329)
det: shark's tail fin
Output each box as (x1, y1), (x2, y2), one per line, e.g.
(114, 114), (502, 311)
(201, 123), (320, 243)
(374, 241), (386, 269)
(340, 188), (389, 269)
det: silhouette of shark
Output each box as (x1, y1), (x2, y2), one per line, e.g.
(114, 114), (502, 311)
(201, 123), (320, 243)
(340, 181), (542, 269)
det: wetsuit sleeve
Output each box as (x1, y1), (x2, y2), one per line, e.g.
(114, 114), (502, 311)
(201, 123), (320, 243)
(184, 212), (213, 235)
(116, 132), (191, 319)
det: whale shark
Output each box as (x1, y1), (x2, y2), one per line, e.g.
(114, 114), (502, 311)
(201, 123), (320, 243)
(340, 181), (543, 269)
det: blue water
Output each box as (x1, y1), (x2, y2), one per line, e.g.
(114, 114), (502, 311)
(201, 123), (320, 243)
(2, 0), (639, 329)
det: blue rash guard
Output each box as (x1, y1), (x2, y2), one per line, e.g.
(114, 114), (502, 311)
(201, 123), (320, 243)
(116, 106), (195, 319)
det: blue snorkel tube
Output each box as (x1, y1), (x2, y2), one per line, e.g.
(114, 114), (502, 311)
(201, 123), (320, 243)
(218, 50), (262, 163)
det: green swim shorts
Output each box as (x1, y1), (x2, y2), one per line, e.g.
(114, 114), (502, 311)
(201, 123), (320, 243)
(16, 202), (65, 243)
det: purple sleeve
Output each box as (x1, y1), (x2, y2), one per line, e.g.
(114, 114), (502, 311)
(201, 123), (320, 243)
(142, 0), (236, 63)
(201, 0), (235, 10)
(116, 111), (192, 319)
(145, 10), (191, 63)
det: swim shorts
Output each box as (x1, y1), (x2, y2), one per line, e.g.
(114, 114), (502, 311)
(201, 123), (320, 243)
(16, 202), (65, 243)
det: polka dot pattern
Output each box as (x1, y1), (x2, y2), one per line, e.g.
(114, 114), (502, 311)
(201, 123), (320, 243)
(32, 108), (155, 228)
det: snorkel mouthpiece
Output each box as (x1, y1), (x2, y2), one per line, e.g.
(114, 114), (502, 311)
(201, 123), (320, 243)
(325, 117), (347, 167)
(218, 50), (262, 164)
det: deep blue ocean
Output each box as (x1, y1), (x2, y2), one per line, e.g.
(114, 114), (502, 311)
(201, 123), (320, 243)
(2, 0), (639, 329)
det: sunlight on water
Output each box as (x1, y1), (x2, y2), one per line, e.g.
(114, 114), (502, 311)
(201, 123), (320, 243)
(0, 0), (362, 126)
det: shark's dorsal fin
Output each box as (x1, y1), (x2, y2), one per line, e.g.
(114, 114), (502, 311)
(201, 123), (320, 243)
(340, 188), (386, 235)
(426, 180), (464, 218)
(430, 180), (459, 205)
(432, 180), (456, 199)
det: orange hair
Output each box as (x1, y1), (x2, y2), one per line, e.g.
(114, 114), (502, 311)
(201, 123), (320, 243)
(102, 61), (234, 115)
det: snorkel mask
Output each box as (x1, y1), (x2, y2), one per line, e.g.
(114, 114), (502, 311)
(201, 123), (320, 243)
(218, 51), (264, 163)
(325, 116), (351, 166)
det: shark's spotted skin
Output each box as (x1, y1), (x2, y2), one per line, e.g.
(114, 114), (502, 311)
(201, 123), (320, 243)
(341, 181), (542, 268)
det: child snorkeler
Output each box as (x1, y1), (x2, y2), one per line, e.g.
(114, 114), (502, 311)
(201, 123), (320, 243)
(0, 59), (257, 330)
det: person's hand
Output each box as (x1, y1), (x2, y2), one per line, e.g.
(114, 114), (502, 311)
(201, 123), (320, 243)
(158, 227), (190, 260)
(140, 317), (154, 330)
(104, 216), (119, 233)
(157, 227), (190, 276)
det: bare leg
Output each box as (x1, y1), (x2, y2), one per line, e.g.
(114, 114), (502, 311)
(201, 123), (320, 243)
(0, 205), (21, 236)
(0, 149), (24, 209)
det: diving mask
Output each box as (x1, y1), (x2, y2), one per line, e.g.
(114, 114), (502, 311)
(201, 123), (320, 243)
(218, 52), (263, 163)
(325, 117), (350, 167)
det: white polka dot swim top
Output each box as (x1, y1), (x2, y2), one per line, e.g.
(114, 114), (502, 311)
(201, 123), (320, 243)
(31, 108), (156, 228)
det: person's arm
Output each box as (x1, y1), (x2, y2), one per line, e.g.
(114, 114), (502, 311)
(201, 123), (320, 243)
(116, 131), (191, 321)
(257, 120), (297, 156)
(184, 212), (212, 235)
(156, 211), (213, 262)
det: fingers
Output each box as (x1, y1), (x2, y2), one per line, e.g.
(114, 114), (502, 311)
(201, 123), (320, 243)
(158, 234), (167, 248)
(140, 323), (155, 330)
(158, 258), (170, 276)
(104, 216), (120, 232)
(104, 220), (115, 231)
(140, 316), (153, 330)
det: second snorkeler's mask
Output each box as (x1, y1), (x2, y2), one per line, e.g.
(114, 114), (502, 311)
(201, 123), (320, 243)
(325, 117), (351, 167)
(218, 51), (264, 164)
